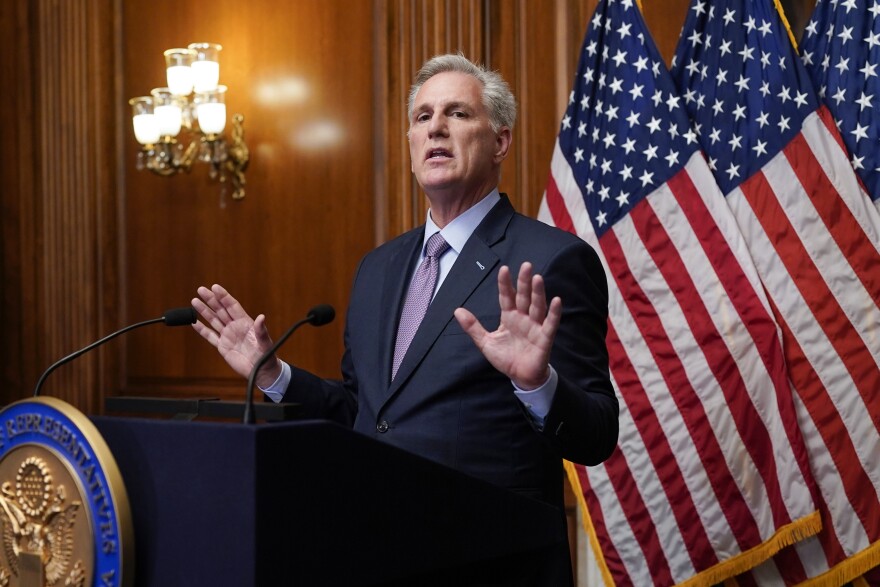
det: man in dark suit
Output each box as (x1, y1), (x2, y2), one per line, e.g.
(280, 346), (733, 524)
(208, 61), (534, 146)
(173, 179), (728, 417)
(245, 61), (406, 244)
(193, 54), (617, 585)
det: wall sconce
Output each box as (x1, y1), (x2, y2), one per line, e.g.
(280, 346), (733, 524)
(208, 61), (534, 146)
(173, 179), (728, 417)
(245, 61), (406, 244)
(127, 42), (250, 200)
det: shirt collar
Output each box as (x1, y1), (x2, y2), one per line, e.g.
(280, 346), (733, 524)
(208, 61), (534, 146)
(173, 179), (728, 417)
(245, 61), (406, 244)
(423, 189), (501, 255)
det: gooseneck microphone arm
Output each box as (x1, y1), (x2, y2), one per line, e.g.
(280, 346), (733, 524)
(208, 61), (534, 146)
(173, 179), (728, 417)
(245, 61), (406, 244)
(33, 307), (197, 398)
(243, 304), (335, 425)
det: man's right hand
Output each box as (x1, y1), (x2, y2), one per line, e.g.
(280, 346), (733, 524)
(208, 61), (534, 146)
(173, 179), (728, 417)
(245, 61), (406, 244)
(191, 284), (283, 388)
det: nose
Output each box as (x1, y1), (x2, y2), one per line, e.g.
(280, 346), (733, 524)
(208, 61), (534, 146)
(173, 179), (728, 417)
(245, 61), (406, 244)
(427, 114), (448, 138)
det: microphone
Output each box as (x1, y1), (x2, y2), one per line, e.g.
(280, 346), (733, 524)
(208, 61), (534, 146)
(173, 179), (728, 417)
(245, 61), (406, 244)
(243, 304), (335, 424)
(33, 307), (197, 397)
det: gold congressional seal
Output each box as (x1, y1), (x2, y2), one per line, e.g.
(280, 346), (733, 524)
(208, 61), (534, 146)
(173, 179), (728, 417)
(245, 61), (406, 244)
(0, 398), (132, 587)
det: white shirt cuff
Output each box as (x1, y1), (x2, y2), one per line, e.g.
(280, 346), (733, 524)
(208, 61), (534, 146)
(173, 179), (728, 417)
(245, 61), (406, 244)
(513, 366), (558, 428)
(259, 361), (291, 403)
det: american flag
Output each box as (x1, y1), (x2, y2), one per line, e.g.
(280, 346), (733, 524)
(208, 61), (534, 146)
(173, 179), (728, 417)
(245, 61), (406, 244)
(538, 0), (819, 583)
(671, 0), (880, 583)
(801, 0), (880, 213)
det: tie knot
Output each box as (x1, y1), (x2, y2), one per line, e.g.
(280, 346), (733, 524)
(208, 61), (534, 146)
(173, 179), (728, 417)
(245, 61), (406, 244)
(425, 232), (450, 258)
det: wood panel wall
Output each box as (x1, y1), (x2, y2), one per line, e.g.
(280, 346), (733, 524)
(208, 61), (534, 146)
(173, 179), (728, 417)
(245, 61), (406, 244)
(1, 0), (814, 405)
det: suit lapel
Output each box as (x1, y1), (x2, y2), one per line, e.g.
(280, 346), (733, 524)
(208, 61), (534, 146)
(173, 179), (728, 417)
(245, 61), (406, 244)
(383, 196), (515, 401)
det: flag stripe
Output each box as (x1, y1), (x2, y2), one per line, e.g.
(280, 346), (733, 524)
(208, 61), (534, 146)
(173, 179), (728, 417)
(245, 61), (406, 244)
(782, 128), (880, 308)
(738, 169), (880, 434)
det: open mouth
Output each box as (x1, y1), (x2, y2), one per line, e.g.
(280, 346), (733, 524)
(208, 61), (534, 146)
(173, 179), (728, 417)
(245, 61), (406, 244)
(426, 148), (452, 160)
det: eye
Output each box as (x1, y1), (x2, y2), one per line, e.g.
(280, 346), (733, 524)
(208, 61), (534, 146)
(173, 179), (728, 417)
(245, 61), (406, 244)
(416, 112), (431, 123)
(452, 111), (467, 118)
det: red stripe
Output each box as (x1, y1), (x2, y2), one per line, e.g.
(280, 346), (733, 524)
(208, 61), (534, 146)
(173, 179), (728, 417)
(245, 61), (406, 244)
(656, 170), (801, 528)
(603, 200), (764, 550)
(576, 465), (631, 585)
(770, 296), (880, 562)
(740, 170), (880, 437)
(545, 172), (577, 234)
(602, 223), (739, 570)
(783, 126), (880, 308)
(601, 324), (677, 584)
(817, 104), (848, 154)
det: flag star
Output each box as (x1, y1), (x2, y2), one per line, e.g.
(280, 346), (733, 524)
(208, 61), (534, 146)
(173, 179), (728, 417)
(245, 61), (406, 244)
(603, 132), (616, 148)
(595, 210), (608, 227)
(709, 127), (722, 144)
(733, 104), (747, 120)
(634, 55), (649, 73)
(821, 54), (830, 71)
(832, 87), (847, 104)
(574, 148), (584, 162)
(606, 105), (620, 121)
(852, 154), (865, 170)
(778, 86), (792, 103)
(626, 111), (640, 127)
(598, 185), (610, 200)
(805, 19), (818, 36)
(760, 51), (772, 67)
(568, 91), (575, 104)
(622, 138), (637, 154)
(647, 117), (662, 133)
(583, 67), (595, 83)
(612, 50), (628, 67)
(709, 157), (717, 170)
(745, 16), (757, 32)
(701, 64), (709, 79)
(615, 190), (630, 206)
(738, 45), (755, 61)
(562, 115), (571, 129)
(684, 88), (697, 103)
(857, 92), (874, 111)
(689, 29), (702, 47)
(692, 0), (707, 15)
(835, 56), (850, 74)
(602, 46), (610, 60)
(778, 55), (786, 70)
(758, 20), (772, 36)
(596, 100), (604, 115)
(838, 25), (854, 44)
(652, 61), (661, 76)
(726, 162), (740, 180)
(589, 16), (601, 36)
(620, 165), (633, 180)
(843, 0), (857, 13)
(720, 40), (732, 56)
(696, 93), (706, 108)
(794, 91), (808, 108)
(592, 127), (600, 142)
(723, 8), (736, 25)
(686, 59), (701, 76)
(752, 140), (768, 156)
(729, 134), (743, 150)
(666, 94), (680, 110)
(601, 159), (613, 174)
(589, 153), (597, 168)
(668, 122), (680, 139)
(639, 169), (654, 186)
(581, 94), (590, 109)
(851, 122), (870, 142)
(756, 111), (769, 127)
(617, 22), (632, 39)
(760, 81), (771, 97)
(869, 3), (880, 17)
(578, 121), (587, 137)
(629, 83), (645, 100)
(778, 115), (791, 132)
(735, 75), (750, 92)
(652, 89), (664, 107)
(643, 144), (658, 160)
(683, 129), (698, 144)
(712, 98), (725, 115)
(664, 150), (680, 166)
(716, 69), (728, 84)
(860, 62), (878, 79)
(585, 179), (594, 194)
(865, 31), (880, 49)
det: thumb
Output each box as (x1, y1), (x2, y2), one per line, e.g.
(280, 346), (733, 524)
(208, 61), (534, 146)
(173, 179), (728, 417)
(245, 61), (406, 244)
(253, 314), (275, 353)
(454, 307), (489, 349)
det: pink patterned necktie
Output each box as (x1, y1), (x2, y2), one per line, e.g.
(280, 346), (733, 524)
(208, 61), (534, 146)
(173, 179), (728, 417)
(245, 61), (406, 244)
(392, 232), (450, 380)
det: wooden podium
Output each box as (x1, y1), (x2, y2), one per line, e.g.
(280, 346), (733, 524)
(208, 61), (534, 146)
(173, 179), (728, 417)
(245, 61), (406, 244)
(92, 415), (565, 586)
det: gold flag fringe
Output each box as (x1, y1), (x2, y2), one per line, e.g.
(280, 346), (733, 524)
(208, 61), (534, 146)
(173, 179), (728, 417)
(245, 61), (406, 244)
(795, 540), (880, 587)
(564, 460), (822, 586)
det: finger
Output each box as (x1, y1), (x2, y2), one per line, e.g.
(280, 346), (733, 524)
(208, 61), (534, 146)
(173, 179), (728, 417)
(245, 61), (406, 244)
(192, 296), (226, 334)
(497, 266), (516, 312)
(211, 284), (252, 323)
(529, 273), (549, 322)
(191, 320), (220, 347)
(541, 296), (563, 341)
(515, 262), (533, 313)
(454, 307), (489, 349)
(252, 314), (275, 353)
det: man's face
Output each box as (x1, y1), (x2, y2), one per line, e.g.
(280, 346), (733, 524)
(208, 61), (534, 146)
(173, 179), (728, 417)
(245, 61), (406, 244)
(408, 71), (510, 203)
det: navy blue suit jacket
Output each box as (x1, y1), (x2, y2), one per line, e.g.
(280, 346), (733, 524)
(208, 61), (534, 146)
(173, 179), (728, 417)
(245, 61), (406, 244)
(284, 195), (617, 581)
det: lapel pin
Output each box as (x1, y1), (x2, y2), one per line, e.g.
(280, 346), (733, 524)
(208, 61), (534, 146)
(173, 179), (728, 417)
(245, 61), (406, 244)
(475, 261), (485, 270)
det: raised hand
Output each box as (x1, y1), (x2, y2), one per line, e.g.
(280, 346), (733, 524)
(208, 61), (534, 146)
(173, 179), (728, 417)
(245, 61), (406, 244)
(191, 284), (282, 388)
(453, 262), (561, 390)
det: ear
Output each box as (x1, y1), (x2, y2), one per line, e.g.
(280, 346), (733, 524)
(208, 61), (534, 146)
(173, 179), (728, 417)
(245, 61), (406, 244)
(493, 127), (512, 164)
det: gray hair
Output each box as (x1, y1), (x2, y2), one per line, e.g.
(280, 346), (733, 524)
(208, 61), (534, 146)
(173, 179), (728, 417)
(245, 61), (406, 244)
(407, 53), (517, 133)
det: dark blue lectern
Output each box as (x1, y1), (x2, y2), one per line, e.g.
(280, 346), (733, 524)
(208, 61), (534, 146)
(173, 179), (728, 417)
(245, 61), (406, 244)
(92, 416), (565, 586)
